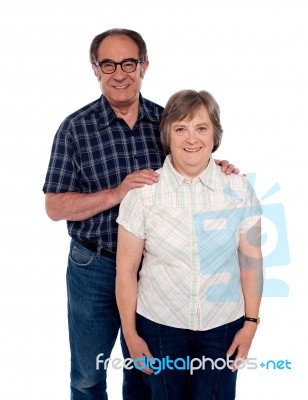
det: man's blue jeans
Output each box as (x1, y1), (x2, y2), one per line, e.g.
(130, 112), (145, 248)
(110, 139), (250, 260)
(136, 314), (244, 400)
(66, 239), (150, 399)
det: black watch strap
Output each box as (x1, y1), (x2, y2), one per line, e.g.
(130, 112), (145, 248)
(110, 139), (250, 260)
(244, 316), (260, 325)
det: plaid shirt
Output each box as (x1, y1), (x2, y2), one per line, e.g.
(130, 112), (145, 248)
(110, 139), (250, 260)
(117, 156), (262, 331)
(43, 94), (165, 252)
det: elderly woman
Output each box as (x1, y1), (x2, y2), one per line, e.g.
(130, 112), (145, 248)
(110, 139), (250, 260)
(116, 90), (263, 400)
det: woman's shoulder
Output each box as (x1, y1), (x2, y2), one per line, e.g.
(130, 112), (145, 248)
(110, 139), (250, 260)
(214, 164), (255, 202)
(126, 170), (162, 204)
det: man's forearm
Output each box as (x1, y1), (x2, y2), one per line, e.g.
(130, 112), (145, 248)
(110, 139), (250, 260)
(45, 168), (160, 222)
(45, 189), (119, 221)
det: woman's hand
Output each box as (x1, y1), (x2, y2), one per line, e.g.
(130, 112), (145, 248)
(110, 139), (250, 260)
(226, 323), (257, 372)
(126, 332), (155, 375)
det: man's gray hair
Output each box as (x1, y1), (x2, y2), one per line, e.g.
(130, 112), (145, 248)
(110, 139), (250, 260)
(89, 28), (148, 64)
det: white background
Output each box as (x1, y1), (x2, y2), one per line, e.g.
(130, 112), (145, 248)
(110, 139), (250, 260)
(1, 0), (307, 398)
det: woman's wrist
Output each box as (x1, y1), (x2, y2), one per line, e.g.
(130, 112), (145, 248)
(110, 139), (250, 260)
(244, 316), (260, 325)
(242, 321), (258, 337)
(123, 328), (139, 343)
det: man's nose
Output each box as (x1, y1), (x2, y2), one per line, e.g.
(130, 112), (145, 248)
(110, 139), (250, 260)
(112, 64), (126, 79)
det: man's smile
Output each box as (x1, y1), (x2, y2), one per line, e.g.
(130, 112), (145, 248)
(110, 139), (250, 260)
(112, 84), (129, 89)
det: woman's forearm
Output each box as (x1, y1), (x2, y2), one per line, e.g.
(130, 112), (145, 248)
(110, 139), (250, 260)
(116, 269), (139, 340)
(238, 220), (263, 321)
(116, 225), (145, 342)
(240, 267), (263, 318)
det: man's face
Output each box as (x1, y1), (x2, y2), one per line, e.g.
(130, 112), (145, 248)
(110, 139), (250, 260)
(93, 34), (148, 109)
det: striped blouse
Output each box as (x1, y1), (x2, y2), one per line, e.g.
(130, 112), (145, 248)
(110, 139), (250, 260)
(117, 155), (262, 331)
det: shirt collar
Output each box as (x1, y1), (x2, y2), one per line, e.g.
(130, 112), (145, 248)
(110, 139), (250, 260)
(98, 93), (157, 128)
(138, 94), (161, 122)
(161, 155), (224, 191)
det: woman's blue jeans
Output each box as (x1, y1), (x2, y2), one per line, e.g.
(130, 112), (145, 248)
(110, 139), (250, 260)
(66, 239), (150, 399)
(136, 314), (244, 400)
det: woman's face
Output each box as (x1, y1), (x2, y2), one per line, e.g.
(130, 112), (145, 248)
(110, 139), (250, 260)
(169, 105), (214, 180)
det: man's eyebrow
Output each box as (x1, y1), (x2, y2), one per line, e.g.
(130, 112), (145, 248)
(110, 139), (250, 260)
(99, 58), (115, 63)
(99, 58), (137, 63)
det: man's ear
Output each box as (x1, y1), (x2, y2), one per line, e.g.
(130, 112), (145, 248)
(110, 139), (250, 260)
(140, 61), (149, 79)
(92, 64), (101, 81)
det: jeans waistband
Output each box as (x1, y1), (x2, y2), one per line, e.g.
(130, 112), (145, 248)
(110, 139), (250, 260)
(76, 239), (116, 260)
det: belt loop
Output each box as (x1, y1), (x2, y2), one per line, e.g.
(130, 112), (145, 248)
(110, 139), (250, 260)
(96, 244), (102, 259)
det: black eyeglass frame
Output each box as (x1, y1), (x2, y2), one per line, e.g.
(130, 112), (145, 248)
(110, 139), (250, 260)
(94, 58), (141, 74)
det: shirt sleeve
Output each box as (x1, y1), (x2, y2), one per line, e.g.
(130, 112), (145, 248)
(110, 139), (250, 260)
(42, 118), (81, 193)
(239, 178), (263, 233)
(116, 188), (146, 239)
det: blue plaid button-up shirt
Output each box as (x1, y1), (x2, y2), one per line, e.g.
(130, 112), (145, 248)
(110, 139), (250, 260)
(43, 94), (165, 252)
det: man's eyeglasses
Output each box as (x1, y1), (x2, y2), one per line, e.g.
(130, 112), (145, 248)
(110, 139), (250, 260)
(94, 58), (141, 74)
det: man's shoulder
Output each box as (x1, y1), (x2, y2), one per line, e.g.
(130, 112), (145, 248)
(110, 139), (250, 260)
(55, 96), (106, 137)
(64, 97), (102, 124)
(140, 95), (164, 119)
(142, 96), (164, 109)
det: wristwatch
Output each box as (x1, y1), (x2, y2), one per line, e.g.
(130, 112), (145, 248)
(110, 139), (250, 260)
(244, 316), (260, 325)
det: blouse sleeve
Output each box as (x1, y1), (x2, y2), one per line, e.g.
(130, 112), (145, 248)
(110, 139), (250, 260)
(239, 178), (263, 233)
(116, 188), (146, 239)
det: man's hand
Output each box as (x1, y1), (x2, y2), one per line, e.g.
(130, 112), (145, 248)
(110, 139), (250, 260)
(45, 169), (158, 222)
(113, 169), (159, 204)
(214, 159), (240, 175)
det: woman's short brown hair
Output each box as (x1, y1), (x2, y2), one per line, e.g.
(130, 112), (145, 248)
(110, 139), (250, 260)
(160, 90), (223, 154)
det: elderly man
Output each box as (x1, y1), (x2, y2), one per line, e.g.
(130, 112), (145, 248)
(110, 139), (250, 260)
(43, 28), (237, 400)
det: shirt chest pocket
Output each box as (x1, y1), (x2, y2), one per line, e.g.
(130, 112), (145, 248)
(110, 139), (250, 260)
(144, 206), (193, 256)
